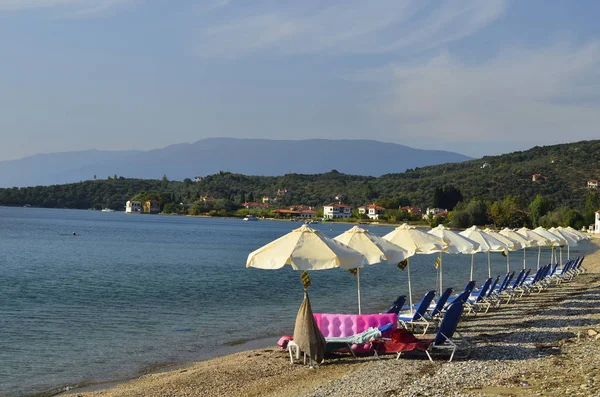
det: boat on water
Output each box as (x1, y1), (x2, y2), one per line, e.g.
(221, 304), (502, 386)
(243, 215), (258, 221)
(101, 208), (115, 212)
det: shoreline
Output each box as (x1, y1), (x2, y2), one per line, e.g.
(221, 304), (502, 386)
(59, 238), (600, 397)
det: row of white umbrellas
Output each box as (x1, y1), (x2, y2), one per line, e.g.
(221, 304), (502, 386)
(246, 223), (589, 314)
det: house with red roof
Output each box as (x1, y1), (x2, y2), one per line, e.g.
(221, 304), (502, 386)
(358, 204), (386, 220)
(243, 202), (271, 210)
(323, 203), (352, 219)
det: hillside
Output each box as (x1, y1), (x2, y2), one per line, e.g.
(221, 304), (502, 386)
(0, 140), (598, 220)
(376, 139), (600, 210)
(0, 138), (471, 188)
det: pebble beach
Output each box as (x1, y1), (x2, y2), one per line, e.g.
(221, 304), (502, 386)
(65, 237), (600, 397)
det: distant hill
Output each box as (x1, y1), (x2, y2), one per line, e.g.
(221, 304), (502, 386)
(0, 138), (471, 188)
(0, 140), (598, 219)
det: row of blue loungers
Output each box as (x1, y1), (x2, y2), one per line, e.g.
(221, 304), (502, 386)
(374, 256), (586, 362)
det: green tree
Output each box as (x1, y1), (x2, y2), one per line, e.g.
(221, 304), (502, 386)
(432, 186), (463, 210)
(529, 194), (552, 227)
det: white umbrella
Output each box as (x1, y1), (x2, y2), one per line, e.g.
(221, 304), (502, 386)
(383, 224), (446, 313)
(246, 225), (366, 270)
(558, 226), (586, 242)
(565, 226), (590, 240)
(484, 228), (523, 273)
(549, 227), (579, 262)
(246, 224), (366, 366)
(459, 226), (508, 279)
(428, 224), (479, 295)
(534, 226), (567, 265)
(334, 226), (413, 314)
(500, 228), (534, 269)
(515, 227), (550, 269)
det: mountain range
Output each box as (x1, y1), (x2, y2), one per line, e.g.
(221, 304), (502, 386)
(0, 138), (472, 188)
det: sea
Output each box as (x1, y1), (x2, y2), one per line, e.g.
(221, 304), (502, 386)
(0, 206), (594, 396)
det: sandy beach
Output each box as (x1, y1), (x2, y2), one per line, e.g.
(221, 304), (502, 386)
(65, 237), (600, 397)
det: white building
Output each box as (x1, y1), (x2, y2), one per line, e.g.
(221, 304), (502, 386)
(323, 203), (352, 219)
(126, 200), (142, 213)
(358, 204), (385, 220)
(588, 180), (598, 189)
(594, 210), (600, 234)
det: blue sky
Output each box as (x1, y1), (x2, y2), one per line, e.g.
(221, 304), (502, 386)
(1, 0), (599, 161)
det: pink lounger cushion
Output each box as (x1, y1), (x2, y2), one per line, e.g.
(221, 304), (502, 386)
(313, 313), (398, 354)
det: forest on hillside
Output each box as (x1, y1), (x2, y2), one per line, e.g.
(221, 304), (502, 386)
(0, 140), (598, 229)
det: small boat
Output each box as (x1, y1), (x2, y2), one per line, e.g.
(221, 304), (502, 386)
(243, 215), (258, 221)
(101, 208), (115, 212)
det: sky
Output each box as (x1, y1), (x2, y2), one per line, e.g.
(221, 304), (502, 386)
(1, 0), (599, 161)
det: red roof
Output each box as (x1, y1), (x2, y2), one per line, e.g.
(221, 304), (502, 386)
(273, 209), (301, 214)
(324, 203), (351, 208)
(359, 204), (385, 211)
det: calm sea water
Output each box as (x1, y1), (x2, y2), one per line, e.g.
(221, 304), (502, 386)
(0, 207), (593, 396)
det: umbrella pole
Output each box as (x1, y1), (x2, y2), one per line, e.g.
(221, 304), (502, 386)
(523, 247), (526, 270)
(567, 245), (570, 260)
(487, 251), (491, 278)
(537, 246), (541, 270)
(439, 253), (443, 297)
(357, 268), (361, 315)
(559, 247), (563, 266)
(407, 258), (413, 315)
(470, 254), (474, 281)
(506, 252), (510, 273)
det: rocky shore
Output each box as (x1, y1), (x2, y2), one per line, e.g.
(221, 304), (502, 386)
(66, 238), (600, 397)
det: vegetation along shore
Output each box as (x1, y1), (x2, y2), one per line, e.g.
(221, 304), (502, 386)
(1, 140), (599, 231)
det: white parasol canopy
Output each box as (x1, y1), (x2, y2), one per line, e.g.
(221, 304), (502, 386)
(500, 228), (535, 269)
(549, 227), (579, 262)
(558, 226), (586, 242)
(459, 226), (508, 279)
(484, 228), (523, 273)
(565, 226), (590, 240)
(334, 226), (413, 314)
(534, 226), (567, 265)
(515, 227), (551, 269)
(383, 224), (446, 313)
(428, 224), (479, 295)
(246, 225), (366, 271)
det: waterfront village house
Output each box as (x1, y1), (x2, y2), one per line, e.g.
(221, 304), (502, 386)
(400, 206), (423, 216)
(243, 202), (271, 210)
(335, 194), (346, 203)
(588, 180), (598, 189)
(144, 200), (160, 214)
(358, 204), (386, 220)
(424, 207), (449, 219)
(273, 208), (316, 219)
(594, 210), (600, 234)
(125, 200), (142, 213)
(262, 196), (273, 204)
(323, 203), (352, 219)
(276, 189), (291, 197)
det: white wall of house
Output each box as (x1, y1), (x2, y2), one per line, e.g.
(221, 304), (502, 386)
(595, 211), (600, 234)
(126, 200), (141, 213)
(323, 205), (351, 218)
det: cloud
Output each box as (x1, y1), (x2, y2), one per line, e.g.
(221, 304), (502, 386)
(0, 0), (133, 16)
(193, 0), (507, 59)
(370, 42), (600, 149)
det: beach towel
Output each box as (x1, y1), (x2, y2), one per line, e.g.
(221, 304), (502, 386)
(372, 328), (433, 354)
